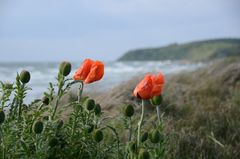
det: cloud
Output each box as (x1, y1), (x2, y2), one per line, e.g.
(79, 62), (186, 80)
(0, 0), (239, 61)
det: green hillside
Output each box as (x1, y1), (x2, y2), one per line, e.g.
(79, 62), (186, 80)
(118, 38), (240, 61)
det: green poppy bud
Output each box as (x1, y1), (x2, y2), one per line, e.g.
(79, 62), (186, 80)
(124, 104), (134, 117)
(128, 141), (137, 153)
(0, 110), (5, 124)
(48, 137), (59, 147)
(59, 61), (71, 76)
(150, 130), (161, 143)
(33, 120), (44, 134)
(139, 149), (150, 159)
(42, 96), (49, 105)
(4, 83), (13, 89)
(56, 119), (64, 129)
(93, 129), (103, 143)
(85, 99), (95, 111)
(94, 103), (101, 116)
(20, 70), (31, 84)
(141, 132), (148, 143)
(86, 124), (94, 133)
(150, 95), (163, 106)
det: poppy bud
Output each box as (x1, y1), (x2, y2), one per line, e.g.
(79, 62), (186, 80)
(20, 70), (31, 84)
(150, 130), (161, 143)
(150, 95), (163, 106)
(4, 83), (13, 89)
(141, 132), (148, 143)
(86, 124), (94, 133)
(139, 149), (150, 159)
(93, 129), (103, 143)
(85, 99), (95, 111)
(128, 141), (137, 153)
(94, 103), (101, 116)
(124, 104), (134, 117)
(60, 61), (72, 76)
(33, 120), (44, 134)
(56, 119), (64, 129)
(48, 137), (59, 147)
(0, 110), (5, 124)
(42, 96), (49, 105)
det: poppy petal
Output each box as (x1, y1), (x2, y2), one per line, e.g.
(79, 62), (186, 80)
(84, 61), (104, 84)
(73, 59), (94, 81)
(133, 74), (153, 99)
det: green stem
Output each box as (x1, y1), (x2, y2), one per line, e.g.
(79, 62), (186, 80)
(38, 103), (44, 111)
(51, 95), (60, 120)
(18, 84), (24, 120)
(128, 117), (132, 142)
(35, 134), (40, 158)
(71, 113), (77, 141)
(137, 100), (145, 147)
(51, 77), (64, 120)
(71, 81), (84, 140)
(156, 105), (161, 124)
(78, 81), (84, 102)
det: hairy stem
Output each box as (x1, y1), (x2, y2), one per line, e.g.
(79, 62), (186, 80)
(51, 75), (64, 120)
(71, 81), (84, 140)
(137, 100), (145, 147)
(78, 81), (84, 102)
(156, 105), (161, 124)
(18, 84), (24, 121)
(128, 117), (132, 142)
(37, 103), (44, 111)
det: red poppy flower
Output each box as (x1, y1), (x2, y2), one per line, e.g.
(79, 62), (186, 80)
(84, 61), (104, 84)
(150, 73), (165, 97)
(134, 72), (165, 99)
(133, 74), (153, 99)
(73, 59), (104, 84)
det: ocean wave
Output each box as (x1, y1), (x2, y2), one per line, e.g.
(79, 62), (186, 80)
(0, 61), (203, 103)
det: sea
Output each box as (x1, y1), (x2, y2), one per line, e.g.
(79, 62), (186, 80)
(0, 61), (203, 103)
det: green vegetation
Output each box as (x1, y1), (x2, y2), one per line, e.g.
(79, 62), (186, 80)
(1, 55), (240, 158)
(118, 38), (240, 61)
(161, 58), (240, 158)
(86, 57), (240, 159)
(0, 61), (166, 159)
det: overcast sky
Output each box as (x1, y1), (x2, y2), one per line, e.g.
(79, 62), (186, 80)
(0, 0), (240, 62)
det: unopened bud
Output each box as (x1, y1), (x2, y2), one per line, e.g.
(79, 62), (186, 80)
(93, 129), (103, 143)
(94, 103), (101, 116)
(124, 104), (134, 117)
(59, 61), (72, 76)
(33, 120), (44, 134)
(150, 95), (163, 106)
(20, 70), (31, 84)
(85, 99), (95, 111)
(150, 130), (161, 143)
(141, 132), (148, 143)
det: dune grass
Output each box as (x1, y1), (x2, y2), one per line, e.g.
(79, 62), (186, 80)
(85, 57), (240, 159)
